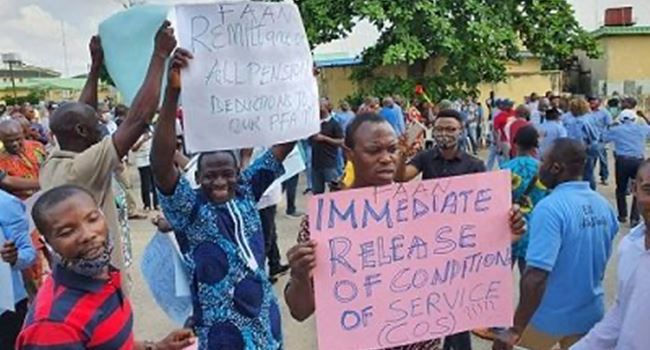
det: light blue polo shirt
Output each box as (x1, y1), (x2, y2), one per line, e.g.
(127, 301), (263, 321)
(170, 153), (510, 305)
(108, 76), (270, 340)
(526, 181), (618, 336)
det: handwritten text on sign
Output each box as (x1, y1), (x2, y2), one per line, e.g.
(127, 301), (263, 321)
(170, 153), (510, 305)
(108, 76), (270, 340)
(310, 171), (514, 350)
(175, 2), (320, 152)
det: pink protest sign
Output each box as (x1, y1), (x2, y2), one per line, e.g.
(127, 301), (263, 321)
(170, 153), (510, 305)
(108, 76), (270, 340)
(310, 171), (514, 350)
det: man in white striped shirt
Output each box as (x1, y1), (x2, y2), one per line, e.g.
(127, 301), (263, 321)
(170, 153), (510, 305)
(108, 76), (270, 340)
(572, 160), (650, 350)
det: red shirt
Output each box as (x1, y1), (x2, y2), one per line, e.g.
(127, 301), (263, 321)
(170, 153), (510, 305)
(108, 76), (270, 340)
(493, 109), (515, 142)
(16, 266), (134, 350)
(506, 119), (530, 157)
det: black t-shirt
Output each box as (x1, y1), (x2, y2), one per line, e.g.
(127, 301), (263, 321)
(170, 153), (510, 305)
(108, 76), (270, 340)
(312, 118), (343, 170)
(409, 147), (486, 179)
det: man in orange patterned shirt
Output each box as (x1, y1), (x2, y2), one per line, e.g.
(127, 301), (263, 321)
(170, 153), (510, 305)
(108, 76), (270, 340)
(0, 118), (48, 294)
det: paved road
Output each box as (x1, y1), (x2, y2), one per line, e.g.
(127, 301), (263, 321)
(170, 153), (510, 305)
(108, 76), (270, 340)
(129, 151), (626, 349)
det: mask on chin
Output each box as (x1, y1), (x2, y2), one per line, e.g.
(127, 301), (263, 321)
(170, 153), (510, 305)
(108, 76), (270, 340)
(52, 236), (113, 277)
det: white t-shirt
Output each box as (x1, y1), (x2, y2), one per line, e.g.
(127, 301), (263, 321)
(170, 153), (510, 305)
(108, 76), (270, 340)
(132, 135), (152, 168)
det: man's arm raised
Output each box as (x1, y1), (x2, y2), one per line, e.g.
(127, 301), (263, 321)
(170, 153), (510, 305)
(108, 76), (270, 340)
(112, 21), (176, 159)
(78, 36), (103, 110)
(151, 48), (193, 195)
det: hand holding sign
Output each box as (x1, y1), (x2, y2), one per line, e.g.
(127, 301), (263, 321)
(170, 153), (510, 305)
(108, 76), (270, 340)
(89, 36), (104, 70)
(175, 2), (320, 152)
(168, 48), (193, 90)
(155, 21), (177, 59)
(309, 171), (514, 350)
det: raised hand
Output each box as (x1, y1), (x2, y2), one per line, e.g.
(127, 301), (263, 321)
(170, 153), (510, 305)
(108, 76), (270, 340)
(89, 35), (104, 69)
(168, 48), (193, 90)
(154, 20), (177, 59)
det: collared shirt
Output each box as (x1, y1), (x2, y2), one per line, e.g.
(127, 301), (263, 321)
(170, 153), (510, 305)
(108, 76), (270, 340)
(312, 118), (343, 170)
(526, 181), (618, 336)
(40, 137), (124, 270)
(409, 147), (486, 180)
(16, 266), (133, 349)
(589, 108), (613, 141)
(159, 151), (285, 350)
(0, 189), (35, 312)
(563, 114), (599, 147)
(538, 120), (568, 155)
(571, 224), (650, 350)
(603, 122), (650, 159)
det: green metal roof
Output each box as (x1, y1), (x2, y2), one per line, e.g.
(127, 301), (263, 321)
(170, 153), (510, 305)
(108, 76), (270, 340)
(0, 78), (88, 91)
(592, 26), (650, 39)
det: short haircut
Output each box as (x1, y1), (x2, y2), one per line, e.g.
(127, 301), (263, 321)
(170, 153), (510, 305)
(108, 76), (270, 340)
(32, 185), (95, 238)
(515, 105), (531, 120)
(344, 112), (389, 149)
(514, 125), (539, 151)
(548, 138), (586, 176)
(545, 108), (561, 121)
(197, 150), (239, 173)
(435, 109), (464, 126)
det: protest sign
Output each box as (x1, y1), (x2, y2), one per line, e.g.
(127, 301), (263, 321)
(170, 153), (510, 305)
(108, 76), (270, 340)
(99, 4), (170, 106)
(175, 2), (320, 152)
(0, 230), (15, 312)
(310, 171), (514, 349)
(141, 232), (192, 325)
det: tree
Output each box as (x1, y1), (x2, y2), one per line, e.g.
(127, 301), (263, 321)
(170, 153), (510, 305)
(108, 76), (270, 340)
(286, 0), (600, 100)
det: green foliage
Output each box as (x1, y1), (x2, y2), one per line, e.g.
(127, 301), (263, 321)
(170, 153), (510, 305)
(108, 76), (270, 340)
(4, 90), (45, 106)
(292, 0), (599, 97)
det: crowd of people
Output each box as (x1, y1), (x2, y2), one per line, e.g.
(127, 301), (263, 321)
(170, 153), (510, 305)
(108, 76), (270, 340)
(0, 21), (649, 350)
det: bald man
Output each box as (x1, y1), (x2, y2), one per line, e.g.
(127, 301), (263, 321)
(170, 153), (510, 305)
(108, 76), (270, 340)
(39, 22), (177, 276)
(0, 119), (44, 200)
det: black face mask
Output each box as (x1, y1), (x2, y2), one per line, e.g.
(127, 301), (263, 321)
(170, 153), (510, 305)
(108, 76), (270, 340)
(433, 132), (460, 149)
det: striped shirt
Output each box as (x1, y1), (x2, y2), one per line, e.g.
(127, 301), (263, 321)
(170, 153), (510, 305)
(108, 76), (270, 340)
(16, 265), (134, 350)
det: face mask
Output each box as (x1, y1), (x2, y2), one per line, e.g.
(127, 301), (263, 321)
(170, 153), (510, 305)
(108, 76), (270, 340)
(433, 132), (459, 149)
(52, 236), (113, 277)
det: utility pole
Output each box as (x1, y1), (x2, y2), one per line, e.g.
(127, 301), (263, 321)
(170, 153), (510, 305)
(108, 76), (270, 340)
(2, 53), (21, 100)
(61, 20), (69, 77)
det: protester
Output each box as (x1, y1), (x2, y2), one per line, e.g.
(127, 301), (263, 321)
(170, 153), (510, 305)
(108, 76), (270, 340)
(15, 185), (194, 350)
(487, 99), (515, 169)
(0, 189), (36, 349)
(493, 138), (618, 350)
(505, 105), (531, 157)
(501, 125), (547, 274)
(286, 112), (525, 350)
(396, 109), (524, 349)
(396, 109), (485, 181)
(20, 105), (48, 145)
(0, 119), (45, 199)
(0, 118), (49, 291)
(538, 108), (567, 156)
(132, 128), (158, 211)
(571, 160), (650, 349)
(151, 47), (294, 349)
(310, 100), (344, 194)
(588, 96), (613, 186)
(563, 98), (599, 189)
(602, 110), (650, 226)
(379, 96), (406, 135)
(0, 169), (40, 193)
(39, 25), (175, 279)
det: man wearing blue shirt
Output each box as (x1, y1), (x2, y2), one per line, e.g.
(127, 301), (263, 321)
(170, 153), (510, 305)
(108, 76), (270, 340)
(494, 138), (618, 350)
(538, 109), (567, 155)
(0, 189), (36, 348)
(603, 110), (650, 226)
(379, 97), (405, 135)
(588, 96), (613, 185)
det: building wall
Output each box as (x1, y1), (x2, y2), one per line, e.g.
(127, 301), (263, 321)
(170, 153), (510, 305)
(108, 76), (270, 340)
(0, 87), (114, 103)
(582, 35), (650, 96)
(317, 58), (561, 107)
